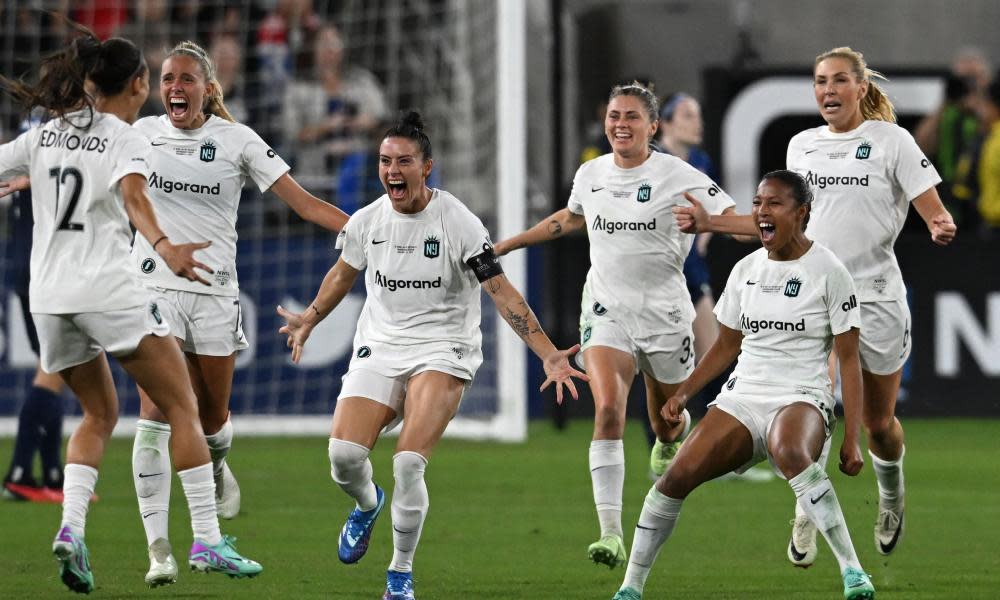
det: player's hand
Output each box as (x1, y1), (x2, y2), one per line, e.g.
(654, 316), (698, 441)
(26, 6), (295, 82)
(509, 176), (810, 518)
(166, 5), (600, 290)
(661, 393), (689, 427)
(539, 344), (589, 405)
(277, 304), (315, 364)
(158, 240), (213, 286)
(0, 175), (30, 199)
(929, 213), (957, 245)
(672, 192), (710, 234)
(838, 439), (864, 476)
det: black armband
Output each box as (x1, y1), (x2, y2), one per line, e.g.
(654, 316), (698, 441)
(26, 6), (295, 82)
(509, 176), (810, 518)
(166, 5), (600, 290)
(466, 245), (504, 283)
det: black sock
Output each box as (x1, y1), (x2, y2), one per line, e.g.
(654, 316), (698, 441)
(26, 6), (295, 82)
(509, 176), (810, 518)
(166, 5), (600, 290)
(33, 387), (65, 488)
(5, 388), (48, 485)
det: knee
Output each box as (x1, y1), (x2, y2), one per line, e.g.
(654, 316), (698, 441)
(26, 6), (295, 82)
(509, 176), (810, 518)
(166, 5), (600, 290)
(328, 438), (371, 483)
(593, 400), (625, 435)
(768, 441), (812, 480)
(82, 409), (118, 439)
(863, 413), (896, 440)
(200, 410), (229, 436)
(659, 462), (696, 499)
(393, 451), (428, 490)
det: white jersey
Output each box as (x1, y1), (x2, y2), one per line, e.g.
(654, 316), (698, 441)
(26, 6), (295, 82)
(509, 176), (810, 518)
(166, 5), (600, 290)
(131, 115), (290, 296)
(715, 243), (861, 391)
(337, 189), (491, 351)
(0, 110), (150, 313)
(787, 120), (940, 301)
(567, 152), (734, 334)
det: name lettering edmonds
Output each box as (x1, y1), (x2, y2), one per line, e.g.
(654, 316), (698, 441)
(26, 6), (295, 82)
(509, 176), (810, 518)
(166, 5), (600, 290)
(148, 171), (221, 195)
(740, 314), (806, 334)
(592, 214), (656, 234)
(805, 171), (869, 189)
(375, 270), (442, 292)
(39, 130), (107, 153)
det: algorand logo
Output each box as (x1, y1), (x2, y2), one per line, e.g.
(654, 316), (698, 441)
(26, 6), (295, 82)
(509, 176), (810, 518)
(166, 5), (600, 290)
(148, 171), (221, 195)
(374, 270), (442, 292)
(805, 171), (870, 189)
(740, 313), (805, 334)
(592, 214), (656, 234)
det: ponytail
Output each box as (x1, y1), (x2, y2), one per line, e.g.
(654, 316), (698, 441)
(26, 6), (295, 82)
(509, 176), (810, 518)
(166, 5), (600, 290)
(815, 46), (896, 124)
(204, 79), (236, 123)
(167, 41), (237, 123)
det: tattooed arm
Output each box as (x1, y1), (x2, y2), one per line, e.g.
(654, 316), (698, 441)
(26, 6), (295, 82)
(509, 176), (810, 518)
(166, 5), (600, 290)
(493, 208), (586, 256)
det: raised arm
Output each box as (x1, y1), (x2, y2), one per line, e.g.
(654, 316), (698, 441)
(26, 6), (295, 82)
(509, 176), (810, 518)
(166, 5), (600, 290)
(673, 193), (759, 240)
(661, 324), (743, 425)
(911, 186), (957, 245)
(833, 327), (864, 476)
(277, 257), (361, 363)
(493, 208), (586, 256)
(120, 173), (213, 286)
(270, 172), (350, 232)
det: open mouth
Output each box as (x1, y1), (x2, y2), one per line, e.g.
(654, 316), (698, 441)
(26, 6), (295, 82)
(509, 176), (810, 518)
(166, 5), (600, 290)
(386, 179), (406, 200)
(613, 130), (633, 143)
(759, 221), (776, 243)
(822, 100), (842, 112)
(169, 97), (189, 120)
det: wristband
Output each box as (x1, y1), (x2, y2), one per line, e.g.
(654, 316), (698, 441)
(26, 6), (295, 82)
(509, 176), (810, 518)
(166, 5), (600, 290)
(152, 235), (168, 250)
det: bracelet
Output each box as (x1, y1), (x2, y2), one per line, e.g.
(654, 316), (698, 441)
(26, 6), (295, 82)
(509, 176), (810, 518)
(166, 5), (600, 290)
(152, 235), (168, 250)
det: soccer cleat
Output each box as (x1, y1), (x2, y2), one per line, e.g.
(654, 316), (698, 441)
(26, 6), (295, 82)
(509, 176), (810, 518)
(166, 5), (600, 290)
(874, 501), (904, 555)
(649, 410), (690, 477)
(842, 566), (876, 599)
(588, 534), (627, 569)
(5, 480), (62, 503)
(52, 526), (94, 594)
(383, 569), (415, 600)
(188, 535), (262, 578)
(338, 485), (385, 564)
(145, 538), (178, 588)
(215, 462), (241, 520)
(787, 514), (818, 568)
(612, 587), (642, 600)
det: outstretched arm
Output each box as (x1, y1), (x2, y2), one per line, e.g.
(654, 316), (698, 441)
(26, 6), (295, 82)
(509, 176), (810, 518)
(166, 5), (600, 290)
(673, 193), (758, 240)
(493, 208), (586, 256)
(833, 327), (864, 476)
(277, 257), (361, 363)
(270, 173), (350, 232)
(661, 324), (743, 425)
(482, 273), (588, 403)
(911, 187), (957, 246)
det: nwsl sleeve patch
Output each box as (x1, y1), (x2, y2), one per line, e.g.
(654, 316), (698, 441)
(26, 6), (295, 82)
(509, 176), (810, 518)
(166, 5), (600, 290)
(466, 245), (504, 282)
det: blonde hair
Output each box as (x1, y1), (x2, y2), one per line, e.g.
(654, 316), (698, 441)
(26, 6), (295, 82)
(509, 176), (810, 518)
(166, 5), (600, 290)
(815, 46), (896, 123)
(167, 40), (236, 123)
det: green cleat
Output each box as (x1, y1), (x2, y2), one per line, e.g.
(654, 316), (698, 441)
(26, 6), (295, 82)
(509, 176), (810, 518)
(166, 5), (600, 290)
(189, 534), (262, 578)
(842, 566), (875, 600)
(612, 587), (642, 600)
(588, 534), (627, 569)
(52, 526), (94, 594)
(650, 410), (689, 477)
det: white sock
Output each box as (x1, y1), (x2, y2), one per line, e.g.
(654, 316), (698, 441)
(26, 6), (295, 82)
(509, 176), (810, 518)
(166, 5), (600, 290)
(870, 447), (905, 507)
(389, 451), (428, 573)
(61, 464), (98, 537)
(205, 418), (233, 476)
(178, 463), (222, 546)
(589, 439), (625, 538)
(789, 463), (862, 573)
(133, 419), (172, 546)
(329, 438), (378, 510)
(622, 487), (683, 593)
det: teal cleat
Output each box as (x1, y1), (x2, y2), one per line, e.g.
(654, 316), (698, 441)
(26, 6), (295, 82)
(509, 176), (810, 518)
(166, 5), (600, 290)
(842, 566), (875, 600)
(52, 526), (94, 594)
(612, 587), (642, 600)
(588, 534), (627, 569)
(189, 534), (262, 578)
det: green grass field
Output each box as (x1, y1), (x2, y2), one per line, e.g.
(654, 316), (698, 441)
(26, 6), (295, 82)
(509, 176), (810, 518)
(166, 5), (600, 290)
(2, 418), (998, 599)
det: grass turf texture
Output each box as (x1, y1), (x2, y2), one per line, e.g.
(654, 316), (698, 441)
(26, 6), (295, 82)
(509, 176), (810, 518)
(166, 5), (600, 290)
(1, 418), (997, 599)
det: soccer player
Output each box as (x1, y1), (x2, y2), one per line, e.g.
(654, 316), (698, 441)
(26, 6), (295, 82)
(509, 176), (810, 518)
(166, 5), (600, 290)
(494, 82), (736, 568)
(612, 170), (875, 600)
(0, 28), (261, 593)
(277, 110), (587, 600)
(674, 47), (956, 566)
(126, 40), (348, 586)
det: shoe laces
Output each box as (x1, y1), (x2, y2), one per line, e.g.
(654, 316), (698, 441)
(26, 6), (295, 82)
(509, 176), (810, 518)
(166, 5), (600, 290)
(387, 571), (413, 594)
(790, 515), (816, 547)
(843, 567), (870, 587)
(876, 508), (900, 532)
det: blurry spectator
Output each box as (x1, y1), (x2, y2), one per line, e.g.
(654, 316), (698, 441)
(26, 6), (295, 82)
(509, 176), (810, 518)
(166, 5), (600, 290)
(977, 77), (1000, 232)
(281, 23), (388, 198)
(580, 100), (611, 163)
(657, 92), (718, 180)
(117, 0), (172, 118)
(72, 0), (128, 40)
(952, 47), (993, 96)
(210, 33), (248, 124)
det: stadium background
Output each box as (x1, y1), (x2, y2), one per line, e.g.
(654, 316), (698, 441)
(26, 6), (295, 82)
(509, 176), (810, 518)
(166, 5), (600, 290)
(3, 0), (997, 435)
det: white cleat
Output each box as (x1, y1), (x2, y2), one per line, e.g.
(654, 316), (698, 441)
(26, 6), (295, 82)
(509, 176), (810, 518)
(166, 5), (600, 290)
(874, 499), (904, 556)
(145, 538), (178, 588)
(787, 513), (818, 568)
(215, 461), (241, 519)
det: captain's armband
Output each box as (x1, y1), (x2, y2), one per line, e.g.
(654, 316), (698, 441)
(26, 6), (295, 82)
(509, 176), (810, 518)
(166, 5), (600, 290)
(466, 244), (504, 283)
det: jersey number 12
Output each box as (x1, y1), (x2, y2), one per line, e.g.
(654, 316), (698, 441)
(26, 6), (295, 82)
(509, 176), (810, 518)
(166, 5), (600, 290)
(49, 166), (85, 231)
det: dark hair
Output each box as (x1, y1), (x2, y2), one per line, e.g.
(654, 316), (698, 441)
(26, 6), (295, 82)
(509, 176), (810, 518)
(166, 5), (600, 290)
(761, 169), (813, 230)
(608, 81), (659, 123)
(383, 110), (432, 159)
(0, 19), (145, 129)
(659, 92), (693, 122)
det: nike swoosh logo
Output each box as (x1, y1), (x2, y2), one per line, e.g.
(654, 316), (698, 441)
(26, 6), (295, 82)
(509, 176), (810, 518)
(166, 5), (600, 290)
(151, 142), (167, 146)
(746, 280), (757, 285)
(591, 186), (605, 192)
(804, 149), (819, 154)
(635, 524), (657, 531)
(372, 240), (388, 245)
(393, 526), (416, 534)
(878, 511), (904, 554)
(809, 489), (830, 504)
(142, 510), (160, 519)
(138, 472), (163, 478)
(788, 540), (808, 562)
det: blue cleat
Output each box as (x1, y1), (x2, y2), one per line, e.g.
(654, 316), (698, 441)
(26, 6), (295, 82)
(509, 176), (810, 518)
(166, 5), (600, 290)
(842, 566), (876, 600)
(338, 485), (385, 564)
(383, 569), (415, 599)
(188, 534), (262, 578)
(52, 526), (94, 594)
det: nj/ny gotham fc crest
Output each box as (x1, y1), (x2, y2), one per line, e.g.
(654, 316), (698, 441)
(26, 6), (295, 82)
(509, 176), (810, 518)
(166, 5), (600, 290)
(636, 183), (652, 203)
(357, 346), (372, 359)
(855, 141), (872, 160)
(593, 302), (607, 316)
(424, 235), (440, 258)
(200, 139), (217, 162)
(784, 277), (802, 297)
(140, 258), (156, 274)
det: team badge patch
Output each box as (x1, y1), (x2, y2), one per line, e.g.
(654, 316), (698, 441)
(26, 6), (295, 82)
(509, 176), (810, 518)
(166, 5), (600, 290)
(200, 140), (217, 162)
(423, 235), (440, 258)
(855, 141), (871, 160)
(357, 346), (372, 359)
(592, 302), (607, 316)
(141, 258), (156, 274)
(784, 277), (802, 297)
(636, 183), (652, 203)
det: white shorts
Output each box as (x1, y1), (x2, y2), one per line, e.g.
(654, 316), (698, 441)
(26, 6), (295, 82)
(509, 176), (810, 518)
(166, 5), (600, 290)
(34, 301), (170, 373)
(709, 378), (835, 479)
(578, 318), (694, 384)
(150, 287), (248, 356)
(858, 299), (911, 375)
(345, 339), (481, 381)
(337, 366), (470, 433)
